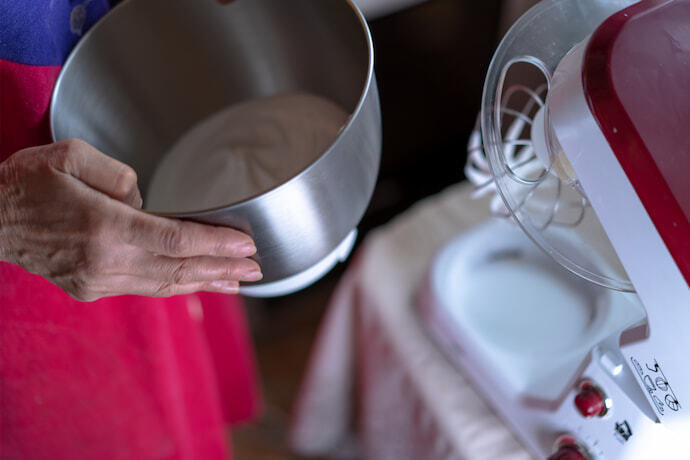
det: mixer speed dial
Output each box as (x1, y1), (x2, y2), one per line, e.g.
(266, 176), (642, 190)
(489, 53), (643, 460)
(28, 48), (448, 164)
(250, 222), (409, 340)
(574, 380), (610, 418)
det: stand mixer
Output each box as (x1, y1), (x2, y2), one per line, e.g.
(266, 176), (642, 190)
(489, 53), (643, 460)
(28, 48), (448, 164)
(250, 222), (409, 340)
(420, 0), (690, 458)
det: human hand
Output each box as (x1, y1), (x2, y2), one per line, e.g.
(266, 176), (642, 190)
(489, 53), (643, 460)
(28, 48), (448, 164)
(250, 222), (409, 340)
(0, 139), (262, 301)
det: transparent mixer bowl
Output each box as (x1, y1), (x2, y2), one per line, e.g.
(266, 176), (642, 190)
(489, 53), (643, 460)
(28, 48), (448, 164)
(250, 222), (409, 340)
(481, 0), (639, 292)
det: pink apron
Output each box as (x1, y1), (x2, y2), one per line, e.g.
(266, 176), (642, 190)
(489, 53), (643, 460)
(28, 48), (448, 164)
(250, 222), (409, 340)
(0, 2), (260, 458)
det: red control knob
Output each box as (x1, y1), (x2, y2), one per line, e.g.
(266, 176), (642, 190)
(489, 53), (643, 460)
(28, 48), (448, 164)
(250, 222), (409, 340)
(547, 444), (588, 460)
(574, 381), (608, 418)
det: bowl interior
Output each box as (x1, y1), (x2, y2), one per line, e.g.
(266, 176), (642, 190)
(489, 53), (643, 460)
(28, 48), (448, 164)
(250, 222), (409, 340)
(51, 0), (370, 198)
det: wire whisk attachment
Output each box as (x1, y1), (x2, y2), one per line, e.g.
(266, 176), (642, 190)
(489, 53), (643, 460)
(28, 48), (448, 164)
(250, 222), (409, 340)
(465, 83), (588, 229)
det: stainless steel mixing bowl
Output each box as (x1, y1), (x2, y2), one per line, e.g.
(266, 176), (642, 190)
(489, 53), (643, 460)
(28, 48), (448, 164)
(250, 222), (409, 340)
(51, 0), (381, 293)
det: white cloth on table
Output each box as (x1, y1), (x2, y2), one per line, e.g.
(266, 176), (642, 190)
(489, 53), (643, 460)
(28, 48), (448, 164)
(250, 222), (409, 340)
(289, 182), (533, 460)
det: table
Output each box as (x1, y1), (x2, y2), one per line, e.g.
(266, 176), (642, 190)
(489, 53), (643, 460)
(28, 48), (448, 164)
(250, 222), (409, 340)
(289, 183), (533, 460)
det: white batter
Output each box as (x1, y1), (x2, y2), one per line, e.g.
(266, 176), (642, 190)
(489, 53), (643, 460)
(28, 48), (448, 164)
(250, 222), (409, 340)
(145, 93), (349, 213)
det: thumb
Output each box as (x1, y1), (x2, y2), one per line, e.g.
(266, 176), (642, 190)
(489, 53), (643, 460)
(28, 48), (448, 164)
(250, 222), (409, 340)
(50, 139), (143, 208)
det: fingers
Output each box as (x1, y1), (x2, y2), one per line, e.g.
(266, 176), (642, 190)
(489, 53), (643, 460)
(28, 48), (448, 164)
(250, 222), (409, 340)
(62, 245), (260, 301)
(47, 140), (254, 260)
(124, 209), (257, 258)
(97, 275), (242, 298)
(82, 200), (262, 300)
(133, 253), (262, 285)
(163, 280), (241, 296)
(67, 251), (260, 301)
(160, 279), (241, 296)
(49, 139), (143, 208)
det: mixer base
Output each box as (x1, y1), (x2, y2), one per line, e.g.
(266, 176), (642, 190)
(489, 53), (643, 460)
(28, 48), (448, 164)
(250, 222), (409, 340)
(416, 219), (690, 458)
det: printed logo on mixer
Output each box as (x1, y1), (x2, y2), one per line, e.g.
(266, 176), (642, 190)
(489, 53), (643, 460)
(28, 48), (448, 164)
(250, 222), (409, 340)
(630, 357), (682, 416)
(614, 420), (632, 444)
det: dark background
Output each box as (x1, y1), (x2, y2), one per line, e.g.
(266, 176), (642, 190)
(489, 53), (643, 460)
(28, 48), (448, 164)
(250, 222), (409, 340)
(361, 0), (502, 232)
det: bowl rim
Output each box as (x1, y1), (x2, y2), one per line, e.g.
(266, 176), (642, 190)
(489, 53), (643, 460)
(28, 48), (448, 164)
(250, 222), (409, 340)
(50, 0), (376, 217)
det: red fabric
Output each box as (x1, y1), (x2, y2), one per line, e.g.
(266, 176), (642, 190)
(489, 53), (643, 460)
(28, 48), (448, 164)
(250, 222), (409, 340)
(0, 60), (61, 158)
(198, 292), (262, 425)
(0, 59), (260, 459)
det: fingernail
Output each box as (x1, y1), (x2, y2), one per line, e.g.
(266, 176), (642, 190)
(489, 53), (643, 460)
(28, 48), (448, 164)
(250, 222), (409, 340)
(241, 270), (263, 282)
(237, 242), (257, 257)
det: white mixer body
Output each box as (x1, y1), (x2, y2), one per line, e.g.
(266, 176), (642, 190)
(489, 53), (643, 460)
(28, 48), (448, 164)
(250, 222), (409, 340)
(549, 26), (690, 432)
